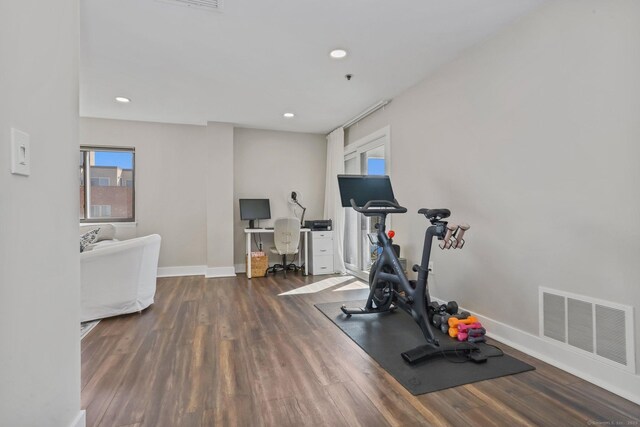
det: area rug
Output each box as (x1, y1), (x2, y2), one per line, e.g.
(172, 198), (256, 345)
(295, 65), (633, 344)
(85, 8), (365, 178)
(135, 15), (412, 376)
(315, 300), (535, 395)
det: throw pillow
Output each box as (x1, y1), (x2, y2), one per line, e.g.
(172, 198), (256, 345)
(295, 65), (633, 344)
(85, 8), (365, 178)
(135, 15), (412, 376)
(79, 224), (116, 242)
(96, 224), (116, 241)
(80, 228), (100, 253)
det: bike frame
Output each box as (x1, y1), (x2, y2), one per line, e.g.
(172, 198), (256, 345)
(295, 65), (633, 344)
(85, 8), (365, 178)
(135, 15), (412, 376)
(366, 210), (446, 347)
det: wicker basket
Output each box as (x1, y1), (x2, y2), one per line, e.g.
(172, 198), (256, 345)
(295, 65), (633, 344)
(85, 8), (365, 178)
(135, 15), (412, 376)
(247, 252), (268, 277)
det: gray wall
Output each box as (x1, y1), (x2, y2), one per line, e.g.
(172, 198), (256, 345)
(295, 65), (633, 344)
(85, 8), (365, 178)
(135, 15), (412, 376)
(233, 128), (327, 267)
(346, 0), (640, 368)
(0, 1), (82, 425)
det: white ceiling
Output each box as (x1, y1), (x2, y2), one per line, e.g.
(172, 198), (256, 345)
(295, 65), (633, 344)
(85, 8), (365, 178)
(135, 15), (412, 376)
(80, 0), (545, 134)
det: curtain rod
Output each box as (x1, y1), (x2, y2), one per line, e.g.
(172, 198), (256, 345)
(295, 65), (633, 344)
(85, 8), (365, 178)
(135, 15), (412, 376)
(341, 99), (391, 131)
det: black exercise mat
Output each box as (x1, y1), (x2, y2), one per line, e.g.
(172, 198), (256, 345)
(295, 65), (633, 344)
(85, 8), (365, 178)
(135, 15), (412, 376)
(315, 300), (535, 395)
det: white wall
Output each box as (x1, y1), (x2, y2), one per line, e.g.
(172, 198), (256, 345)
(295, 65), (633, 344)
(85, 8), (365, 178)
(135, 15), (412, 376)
(346, 0), (640, 398)
(233, 128), (327, 267)
(80, 118), (209, 269)
(205, 122), (235, 276)
(0, 1), (83, 426)
(81, 120), (322, 276)
(80, 118), (237, 275)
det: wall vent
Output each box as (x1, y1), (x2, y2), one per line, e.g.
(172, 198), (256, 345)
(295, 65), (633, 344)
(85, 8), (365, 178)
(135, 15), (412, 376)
(156, 0), (223, 12)
(539, 287), (635, 373)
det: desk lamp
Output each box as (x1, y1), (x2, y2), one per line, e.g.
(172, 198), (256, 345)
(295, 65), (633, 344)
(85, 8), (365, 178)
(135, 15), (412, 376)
(290, 191), (306, 226)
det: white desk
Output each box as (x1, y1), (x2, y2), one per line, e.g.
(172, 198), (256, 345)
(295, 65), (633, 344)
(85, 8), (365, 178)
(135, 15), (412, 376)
(244, 228), (311, 279)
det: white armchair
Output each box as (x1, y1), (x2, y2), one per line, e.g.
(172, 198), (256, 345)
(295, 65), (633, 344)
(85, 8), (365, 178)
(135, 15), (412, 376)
(80, 234), (161, 322)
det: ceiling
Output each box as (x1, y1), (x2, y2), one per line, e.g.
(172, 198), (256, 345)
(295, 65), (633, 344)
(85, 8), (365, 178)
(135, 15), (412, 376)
(80, 0), (545, 134)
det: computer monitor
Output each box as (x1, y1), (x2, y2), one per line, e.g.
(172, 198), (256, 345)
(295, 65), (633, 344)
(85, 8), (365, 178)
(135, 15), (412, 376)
(239, 199), (271, 228)
(337, 175), (396, 208)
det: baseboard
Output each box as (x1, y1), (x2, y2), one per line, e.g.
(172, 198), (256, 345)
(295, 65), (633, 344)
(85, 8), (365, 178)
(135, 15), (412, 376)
(69, 411), (86, 427)
(205, 266), (236, 278)
(432, 297), (640, 405)
(157, 265), (206, 278)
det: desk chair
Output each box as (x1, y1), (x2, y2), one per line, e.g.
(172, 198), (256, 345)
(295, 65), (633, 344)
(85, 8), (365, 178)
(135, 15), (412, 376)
(267, 218), (301, 277)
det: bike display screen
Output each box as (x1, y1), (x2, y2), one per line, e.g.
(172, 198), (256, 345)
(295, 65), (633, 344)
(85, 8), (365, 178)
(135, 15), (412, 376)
(337, 175), (396, 207)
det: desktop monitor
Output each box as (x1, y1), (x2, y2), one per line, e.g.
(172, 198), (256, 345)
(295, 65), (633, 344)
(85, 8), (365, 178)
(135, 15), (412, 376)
(337, 175), (396, 207)
(239, 199), (271, 228)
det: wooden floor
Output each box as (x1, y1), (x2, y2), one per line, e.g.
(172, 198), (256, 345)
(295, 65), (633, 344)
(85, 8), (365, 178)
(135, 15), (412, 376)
(81, 274), (640, 427)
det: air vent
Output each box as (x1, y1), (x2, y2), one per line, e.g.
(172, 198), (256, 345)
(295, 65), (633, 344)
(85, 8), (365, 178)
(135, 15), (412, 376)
(539, 287), (635, 372)
(543, 292), (565, 342)
(156, 0), (223, 12)
(568, 298), (593, 352)
(595, 304), (627, 365)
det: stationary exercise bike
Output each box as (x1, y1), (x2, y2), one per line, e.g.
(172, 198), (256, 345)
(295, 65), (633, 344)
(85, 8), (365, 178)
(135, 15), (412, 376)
(337, 175), (477, 364)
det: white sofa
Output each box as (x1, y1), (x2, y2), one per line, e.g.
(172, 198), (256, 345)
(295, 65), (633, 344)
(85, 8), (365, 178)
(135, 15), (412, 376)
(80, 234), (161, 322)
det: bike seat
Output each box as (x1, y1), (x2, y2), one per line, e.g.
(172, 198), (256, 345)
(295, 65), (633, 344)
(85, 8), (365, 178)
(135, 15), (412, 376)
(418, 208), (451, 221)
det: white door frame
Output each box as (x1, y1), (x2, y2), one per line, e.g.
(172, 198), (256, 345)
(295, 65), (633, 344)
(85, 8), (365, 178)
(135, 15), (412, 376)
(343, 125), (391, 279)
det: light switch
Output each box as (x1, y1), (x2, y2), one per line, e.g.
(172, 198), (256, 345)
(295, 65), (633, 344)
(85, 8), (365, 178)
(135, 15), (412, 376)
(11, 128), (30, 176)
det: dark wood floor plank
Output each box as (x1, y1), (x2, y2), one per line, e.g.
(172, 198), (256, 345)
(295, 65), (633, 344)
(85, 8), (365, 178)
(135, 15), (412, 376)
(565, 380), (640, 421)
(97, 331), (174, 427)
(325, 381), (392, 427)
(81, 354), (130, 427)
(81, 273), (640, 427)
(81, 335), (122, 390)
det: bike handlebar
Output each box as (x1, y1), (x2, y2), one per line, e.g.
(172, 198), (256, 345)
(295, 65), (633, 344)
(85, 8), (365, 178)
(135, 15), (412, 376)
(350, 198), (408, 215)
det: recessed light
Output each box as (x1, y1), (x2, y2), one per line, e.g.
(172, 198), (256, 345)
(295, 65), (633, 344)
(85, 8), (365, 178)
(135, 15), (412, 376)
(115, 97), (131, 103)
(283, 112), (295, 118)
(330, 49), (347, 59)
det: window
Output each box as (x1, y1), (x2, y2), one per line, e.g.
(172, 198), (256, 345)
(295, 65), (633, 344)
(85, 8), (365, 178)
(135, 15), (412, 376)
(90, 205), (112, 217)
(80, 147), (135, 222)
(90, 177), (111, 186)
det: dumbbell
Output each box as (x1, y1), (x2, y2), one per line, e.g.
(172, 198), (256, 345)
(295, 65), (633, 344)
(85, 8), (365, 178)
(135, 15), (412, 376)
(468, 335), (486, 344)
(457, 322), (483, 333)
(466, 327), (486, 337)
(440, 311), (482, 338)
(439, 223), (458, 249)
(451, 323), (482, 338)
(457, 332), (487, 343)
(429, 301), (441, 313)
(437, 311), (471, 333)
(446, 301), (459, 315)
(431, 302), (464, 327)
(448, 316), (478, 329)
(432, 301), (459, 316)
(457, 331), (485, 342)
(451, 326), (485, 338)
(453, 223), (470, 249)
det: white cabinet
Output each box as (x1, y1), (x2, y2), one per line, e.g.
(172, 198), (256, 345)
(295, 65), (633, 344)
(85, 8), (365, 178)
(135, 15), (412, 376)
(308, 231), (334, 275)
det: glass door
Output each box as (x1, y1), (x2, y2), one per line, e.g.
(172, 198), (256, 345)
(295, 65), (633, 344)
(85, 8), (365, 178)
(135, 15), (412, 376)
(343, 153), (360, 272)
(343, 128), (389, 279)
(360, 145), (386, 274)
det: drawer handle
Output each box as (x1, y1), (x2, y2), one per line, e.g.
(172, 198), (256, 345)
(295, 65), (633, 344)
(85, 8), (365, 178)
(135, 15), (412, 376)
(320, 267), (327, 269)
(320, 249), (327, 252)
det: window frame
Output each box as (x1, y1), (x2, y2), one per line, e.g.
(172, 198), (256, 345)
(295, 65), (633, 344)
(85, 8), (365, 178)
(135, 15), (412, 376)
(80, 145), (136, 223)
